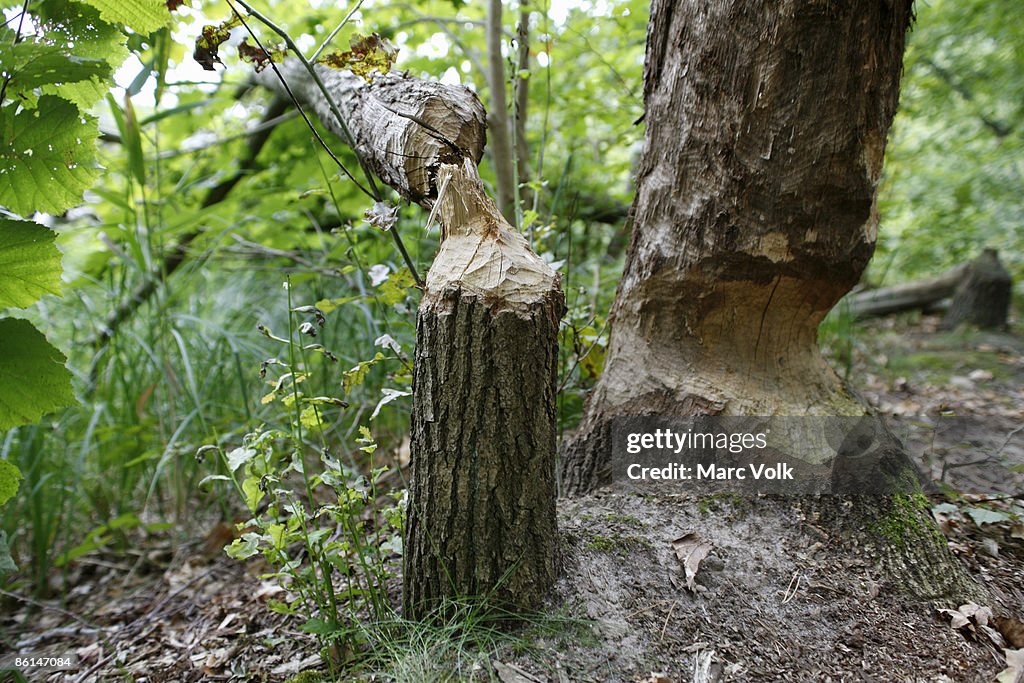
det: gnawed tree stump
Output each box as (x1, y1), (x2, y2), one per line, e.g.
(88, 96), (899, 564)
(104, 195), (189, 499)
(257, 61), (563, 617)
(404, 159), (563, 618)
(842, 249), (1013, 327)
(941, 248), (1012, 330)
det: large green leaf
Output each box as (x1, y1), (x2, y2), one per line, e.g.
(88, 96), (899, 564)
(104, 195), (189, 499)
(0, 96), (101, 216)
(0, 318), (76, 430)
(0, 460), (21, 506)
(39, 5), (129, 109)
(0, 41), (111, 95)
(74, 0), (168, 34)
(0, 220), (63, 309)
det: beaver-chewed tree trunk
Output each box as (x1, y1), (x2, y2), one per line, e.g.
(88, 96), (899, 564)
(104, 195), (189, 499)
(560, 1), (979, 602)
(403, 159), (563, 618)
(258, 61), (563, 617)
(941, 248), (1013, 330)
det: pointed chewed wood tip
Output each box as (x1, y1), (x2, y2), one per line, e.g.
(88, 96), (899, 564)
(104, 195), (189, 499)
(425, 158), (560, 306)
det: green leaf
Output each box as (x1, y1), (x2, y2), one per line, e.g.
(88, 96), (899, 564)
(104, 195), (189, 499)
(225, 532), (261, 560)
(0, 318), (76, 430)
(40, 6), (128, 109)
(0, 530), (17, 576)
(74, 0), (169, 34)
(0, 460), (22, 506)
(299, 405), (322, 431)
(0, 219), (63, 309)
(242, 476), (265, 512)
(0, 96), (101, 216)
(0, 42), (112, 98)
(300, 617), (338, 636)
(377, 267), (415, 305)
(342, 352), (385, 394)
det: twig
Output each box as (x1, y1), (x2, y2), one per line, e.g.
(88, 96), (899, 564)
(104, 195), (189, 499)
(0, 588), (99, 632)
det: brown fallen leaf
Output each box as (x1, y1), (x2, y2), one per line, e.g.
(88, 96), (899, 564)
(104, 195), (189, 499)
(672, 532), (713, 591)
(939, 602), (1007, 648)
(645, 672), (672, 683)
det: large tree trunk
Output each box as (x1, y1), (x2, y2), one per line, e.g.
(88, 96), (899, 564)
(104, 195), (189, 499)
(259, 62), (562, 616)
(561, 1), (977, 601)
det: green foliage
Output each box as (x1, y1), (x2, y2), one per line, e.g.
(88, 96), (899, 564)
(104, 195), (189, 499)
(0, 459), (21, 507)
(877, 0), (1024, 285)
(209, 283), (406, 664)
(0, 0), (171, 592)
(0, 96), (100, 215)
(75, 0), (169, 35)
(0, 219), (63, 308)
(0, 319), (75, 430)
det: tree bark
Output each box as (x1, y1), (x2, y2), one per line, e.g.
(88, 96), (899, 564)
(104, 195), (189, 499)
(257, 62), (486, 208)
(404, 159), (563, 618)
(941, 248), (1013, 330)
(560, 1), (977, 601)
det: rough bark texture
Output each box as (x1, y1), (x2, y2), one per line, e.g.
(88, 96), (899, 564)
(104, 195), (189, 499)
(941, 248), (1013, 330)
(560, 1), (977, 601)
(403, 160), (564, 618)
(563, 0), (916, 493)
(257, 62), (486, 208)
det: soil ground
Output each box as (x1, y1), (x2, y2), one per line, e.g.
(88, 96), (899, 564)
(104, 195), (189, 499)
(2, 314), (1022, 682)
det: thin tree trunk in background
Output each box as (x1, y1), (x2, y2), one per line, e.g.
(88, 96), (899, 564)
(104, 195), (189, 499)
(560, 1), (978, 601)
(486, 0), (516, 222)
(514, 6), (532, 208)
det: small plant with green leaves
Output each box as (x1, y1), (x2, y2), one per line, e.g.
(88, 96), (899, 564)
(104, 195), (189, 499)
(201, 280), (406, 663)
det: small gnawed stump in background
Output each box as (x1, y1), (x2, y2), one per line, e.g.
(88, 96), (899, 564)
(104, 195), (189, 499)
(403, 159), (563, 619)
(941, 248), (1013, 330)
